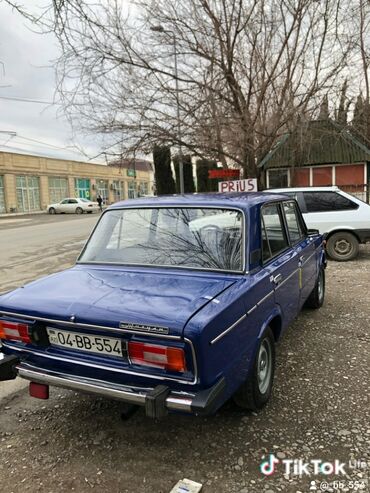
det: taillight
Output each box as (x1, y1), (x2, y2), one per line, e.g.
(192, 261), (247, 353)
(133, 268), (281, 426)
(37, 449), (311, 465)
(0, 320), (31, 343)
(128, 341), (186, 373)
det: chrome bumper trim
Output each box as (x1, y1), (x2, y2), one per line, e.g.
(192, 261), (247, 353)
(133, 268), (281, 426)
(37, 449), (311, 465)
(16, 363), (194, 413)
(3, 342), (196, 385)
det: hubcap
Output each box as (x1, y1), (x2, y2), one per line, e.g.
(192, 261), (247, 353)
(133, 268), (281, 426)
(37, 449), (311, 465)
(334, 239), (352, 256)
(257, 339), (272, 394)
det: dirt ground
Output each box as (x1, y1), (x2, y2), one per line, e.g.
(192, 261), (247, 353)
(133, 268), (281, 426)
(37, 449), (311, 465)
(0, 246), (369, 493)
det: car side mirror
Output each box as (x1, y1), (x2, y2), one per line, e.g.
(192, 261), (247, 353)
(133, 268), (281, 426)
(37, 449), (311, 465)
(307, 228), (319, 235)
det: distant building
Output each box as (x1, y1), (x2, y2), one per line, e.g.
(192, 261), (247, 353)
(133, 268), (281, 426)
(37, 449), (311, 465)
(258, 119), (370, 201)
(108, 158), (154, 197)
(0, 151), (153, 214)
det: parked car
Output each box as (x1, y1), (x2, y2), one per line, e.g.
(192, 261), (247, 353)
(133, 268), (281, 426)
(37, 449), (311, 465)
(47, 197), (100, 214)
(0, 193), (326, 418)
(267, 186), (370, 261)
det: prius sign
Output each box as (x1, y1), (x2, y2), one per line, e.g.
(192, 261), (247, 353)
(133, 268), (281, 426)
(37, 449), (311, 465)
(218, 178), (258, 193)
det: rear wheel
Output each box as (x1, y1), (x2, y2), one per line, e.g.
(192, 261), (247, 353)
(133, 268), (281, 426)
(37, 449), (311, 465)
(305, 268), (325, 309)
(233, 327), (275, 411)
(75, 207), (83, 214)
(326, 232), (359, 261)
(48, 207), (56, 215)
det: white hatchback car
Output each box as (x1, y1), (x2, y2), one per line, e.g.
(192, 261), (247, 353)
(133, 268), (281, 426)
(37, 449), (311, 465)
(267, 186), (370, 261)
(47, 198), (100, 215)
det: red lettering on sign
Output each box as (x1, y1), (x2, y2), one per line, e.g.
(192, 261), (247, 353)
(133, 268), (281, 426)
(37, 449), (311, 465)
(208, 169), (240, 179)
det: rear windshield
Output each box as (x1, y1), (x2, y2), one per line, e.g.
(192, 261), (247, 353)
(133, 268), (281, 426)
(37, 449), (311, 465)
(79, 207), (244, 272)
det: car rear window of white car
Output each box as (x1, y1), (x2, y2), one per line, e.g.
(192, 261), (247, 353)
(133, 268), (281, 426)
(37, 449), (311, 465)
(79, 207), (244, 272)
(303, 192), (358, 212)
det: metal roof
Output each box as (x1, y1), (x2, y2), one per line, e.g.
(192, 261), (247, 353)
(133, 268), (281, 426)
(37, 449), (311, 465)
(258, 119), (370, 169)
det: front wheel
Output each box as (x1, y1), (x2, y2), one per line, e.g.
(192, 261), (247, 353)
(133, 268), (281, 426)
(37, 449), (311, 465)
(48, 207), (56, 214)
(233, 327), (275, 411)
(326, 232), (359, 261)
(305, 268), (325, 309)
(75, 207), (83, 214)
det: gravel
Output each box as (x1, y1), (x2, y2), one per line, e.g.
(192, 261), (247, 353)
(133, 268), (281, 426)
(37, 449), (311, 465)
(0, 246), (369, 493)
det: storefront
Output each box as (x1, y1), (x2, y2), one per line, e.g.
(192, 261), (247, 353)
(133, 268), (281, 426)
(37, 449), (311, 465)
(75, 178), (91, 199)
(0, 151), (153, 213)
(138, 181), (149, 197)
(48, 177), (68, 203)
(127, 181), (137, 199)
(112, 180), (124, 203)
(16, 175), (41, 213)
(96, 179), (109, 204)
(0, 176), (5, 213)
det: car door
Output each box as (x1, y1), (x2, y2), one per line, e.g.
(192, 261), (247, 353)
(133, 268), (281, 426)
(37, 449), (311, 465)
(261, 202), (300, 327)
(282, 200), (317, 308)
(67, 199), (79, 213)
(58, 199), (70, 213)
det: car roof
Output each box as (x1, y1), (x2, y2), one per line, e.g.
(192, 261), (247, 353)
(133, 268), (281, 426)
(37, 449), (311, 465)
(108, 192), (291, 211)
(267, 186), (340, 192)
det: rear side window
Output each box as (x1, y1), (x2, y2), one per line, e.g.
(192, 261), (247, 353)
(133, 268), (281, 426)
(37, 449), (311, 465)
(283, 201), (304, 243)
(261, 203), (289, 262)
(303, 192), (358, 212)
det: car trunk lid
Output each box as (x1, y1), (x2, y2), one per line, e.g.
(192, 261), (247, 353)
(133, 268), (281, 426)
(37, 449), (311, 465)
(0, 266), (236, 337)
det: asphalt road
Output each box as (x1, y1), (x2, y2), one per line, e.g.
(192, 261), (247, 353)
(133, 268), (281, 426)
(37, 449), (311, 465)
(0, 213), (99, 294)
(0, 216), (369, 493)
(0, 213), (99, 400)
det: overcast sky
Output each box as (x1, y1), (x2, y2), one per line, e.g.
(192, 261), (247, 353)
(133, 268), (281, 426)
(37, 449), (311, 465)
(0, 2), (102, 162)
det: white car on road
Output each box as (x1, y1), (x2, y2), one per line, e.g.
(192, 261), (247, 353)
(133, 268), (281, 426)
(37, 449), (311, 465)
(47, 198), (100, 215)
(267, 186), (370, 261)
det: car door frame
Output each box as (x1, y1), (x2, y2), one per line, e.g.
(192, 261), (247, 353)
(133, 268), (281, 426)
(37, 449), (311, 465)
(67, 198), (79, 213)
(260, 200), (300, 330)
(58, 198), (70, 213)
(280, 199), (317, 308)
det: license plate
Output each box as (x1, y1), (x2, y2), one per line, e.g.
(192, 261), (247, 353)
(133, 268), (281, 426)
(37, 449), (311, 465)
(46, 328), (125, 357)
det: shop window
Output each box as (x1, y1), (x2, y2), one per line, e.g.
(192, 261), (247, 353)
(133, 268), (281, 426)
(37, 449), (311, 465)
(48, 177), (68, 203)
(16, 175), (41, 212)
(128, 181), (137, 199)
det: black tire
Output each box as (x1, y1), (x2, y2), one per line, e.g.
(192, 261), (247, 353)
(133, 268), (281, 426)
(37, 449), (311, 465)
(75, 207), (83, 214)
(233, 327), (275, 411)
(305, 268), (325, 309)
(48, 207), (56, 215)
(326, 232), (359, 261)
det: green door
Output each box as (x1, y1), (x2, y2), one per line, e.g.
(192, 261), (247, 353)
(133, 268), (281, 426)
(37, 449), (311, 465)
(75, 178), (91, 199)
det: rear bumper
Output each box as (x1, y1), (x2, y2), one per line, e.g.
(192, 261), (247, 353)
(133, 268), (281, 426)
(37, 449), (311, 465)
(0, 354), (225, 418)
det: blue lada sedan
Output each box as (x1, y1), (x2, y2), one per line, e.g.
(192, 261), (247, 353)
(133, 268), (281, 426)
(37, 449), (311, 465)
(0, 193), (326, 417)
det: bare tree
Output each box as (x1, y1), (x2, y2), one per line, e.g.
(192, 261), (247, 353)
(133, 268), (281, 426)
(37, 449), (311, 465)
(3, 0), (367, 175)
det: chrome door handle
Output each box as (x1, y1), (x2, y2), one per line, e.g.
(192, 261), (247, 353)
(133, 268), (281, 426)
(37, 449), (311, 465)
(299, 255), (305, 262)
(271, 273), (283, 285)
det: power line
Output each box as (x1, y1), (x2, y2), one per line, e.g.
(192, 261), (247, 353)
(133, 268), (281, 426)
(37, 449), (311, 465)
(16, 135), (70, 151)
(0, 95), (58, 105)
